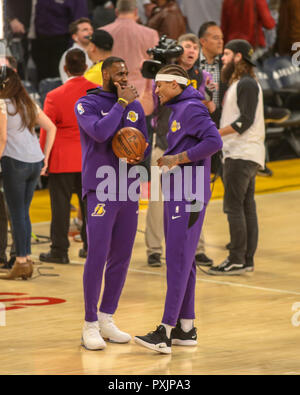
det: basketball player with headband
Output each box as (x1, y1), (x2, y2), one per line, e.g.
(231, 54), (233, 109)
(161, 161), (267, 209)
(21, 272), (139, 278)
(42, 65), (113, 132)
(75, 56), (149, 351)
(135, 65), (223, 354)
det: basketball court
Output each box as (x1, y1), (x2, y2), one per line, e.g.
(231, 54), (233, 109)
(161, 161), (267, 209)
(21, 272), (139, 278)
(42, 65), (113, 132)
(0, 159), (300, 375)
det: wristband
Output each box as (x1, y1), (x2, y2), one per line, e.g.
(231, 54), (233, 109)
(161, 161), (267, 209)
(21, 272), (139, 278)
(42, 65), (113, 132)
(118, 97), (129, 107)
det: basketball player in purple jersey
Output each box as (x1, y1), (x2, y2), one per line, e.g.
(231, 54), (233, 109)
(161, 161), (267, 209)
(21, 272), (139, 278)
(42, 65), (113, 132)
(135, 65), (223, 354)
(75, 57), (149, 350)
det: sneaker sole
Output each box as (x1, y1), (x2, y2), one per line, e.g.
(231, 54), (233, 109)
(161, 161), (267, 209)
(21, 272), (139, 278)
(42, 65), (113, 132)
(172, 339), (197, 346)
(245, 267), (254, 272)
(101, 336), (131, 344)
(134, 337), (171, 354)
(81, 338), (106, 351)
(208, 268), (247, 276)
(148, 263), (162, 267)
(196, 262), (213, 267)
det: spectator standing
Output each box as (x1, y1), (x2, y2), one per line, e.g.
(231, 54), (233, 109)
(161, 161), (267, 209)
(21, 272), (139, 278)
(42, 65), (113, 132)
(84, 30), (114, 86)
(0, 66), (56, 280)
(147, 0), (186, 40)
(59, 18), (94, 84)
(101, 0), (159, 96)
(275, 0), (300, 56)
(208, 40), (265, 276)
(198, 22), (226, 127)
(31, 0), (89, 82)
(0, 56), (18, 269)
(39, 49), (97, 265)
(180, 0), (222, 35)
(221, 0), (275, 50)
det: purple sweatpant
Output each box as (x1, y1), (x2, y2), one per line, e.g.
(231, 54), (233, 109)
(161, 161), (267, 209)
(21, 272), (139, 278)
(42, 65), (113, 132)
(162, 200), (206, 327)
(84, 192), (139, 322)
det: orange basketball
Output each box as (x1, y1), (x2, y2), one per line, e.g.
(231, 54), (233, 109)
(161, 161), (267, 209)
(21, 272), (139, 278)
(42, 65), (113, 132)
(112, 127), (146, 162)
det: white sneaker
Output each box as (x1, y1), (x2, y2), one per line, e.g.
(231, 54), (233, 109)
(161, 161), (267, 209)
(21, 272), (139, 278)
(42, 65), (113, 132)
(82, 321), (107, 350)
(98, 313), (131, 343)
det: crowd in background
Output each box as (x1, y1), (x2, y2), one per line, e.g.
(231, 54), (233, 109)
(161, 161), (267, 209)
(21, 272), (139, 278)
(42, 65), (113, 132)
(1, 0), (300, 275)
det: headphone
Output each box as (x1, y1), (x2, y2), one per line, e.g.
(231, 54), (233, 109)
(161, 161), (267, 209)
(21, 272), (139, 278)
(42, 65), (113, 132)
(0, 65), (7, 90)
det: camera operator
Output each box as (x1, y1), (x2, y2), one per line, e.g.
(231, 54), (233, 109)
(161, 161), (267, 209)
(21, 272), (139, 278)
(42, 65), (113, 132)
(142, 35), (216, 268)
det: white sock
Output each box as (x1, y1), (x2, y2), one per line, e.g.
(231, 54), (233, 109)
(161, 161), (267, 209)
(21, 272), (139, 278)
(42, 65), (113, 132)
(180, 319), (194, 333)
(161, 323), (173, 338)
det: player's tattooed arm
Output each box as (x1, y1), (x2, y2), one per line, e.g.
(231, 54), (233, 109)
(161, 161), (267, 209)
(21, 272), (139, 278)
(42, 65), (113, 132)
(157, 151), (191, 169)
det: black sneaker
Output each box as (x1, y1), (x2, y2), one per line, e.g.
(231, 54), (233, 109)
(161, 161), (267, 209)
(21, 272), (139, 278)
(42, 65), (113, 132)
(195, 253), (213, 267)
(39, 251), (69, 264)
(257, 166), (273, 177)
(208, 258), (246, 276)
(134, 325), (171, 354)
(0, 256), (7, 268)
(0, 256), (15, 270)
(171, 321), (197, 346)
(148, 253), (162, 267)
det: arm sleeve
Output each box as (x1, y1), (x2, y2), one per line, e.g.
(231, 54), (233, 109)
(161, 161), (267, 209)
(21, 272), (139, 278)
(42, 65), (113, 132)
(39, 94), (57, 151)
(231, 77), (259, 134)
(256, 0), (276, 30)
(75, 99), (126, 143)
(185, 105), (223, 162)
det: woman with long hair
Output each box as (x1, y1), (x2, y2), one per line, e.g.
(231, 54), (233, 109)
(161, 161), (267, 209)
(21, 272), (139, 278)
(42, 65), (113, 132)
(0, 66), (56, 280)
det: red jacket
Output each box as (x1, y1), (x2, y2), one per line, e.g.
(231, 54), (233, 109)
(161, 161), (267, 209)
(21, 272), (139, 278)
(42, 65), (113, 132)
(221, 0), (275, 48)
(40, 76), (97, 173)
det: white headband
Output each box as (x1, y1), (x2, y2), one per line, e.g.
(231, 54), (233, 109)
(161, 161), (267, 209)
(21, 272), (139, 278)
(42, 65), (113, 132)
(155, 74), (188, 86)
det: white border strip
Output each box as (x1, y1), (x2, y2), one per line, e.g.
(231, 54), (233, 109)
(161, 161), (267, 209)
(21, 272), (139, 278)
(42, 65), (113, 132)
(129, 268), (300, 296)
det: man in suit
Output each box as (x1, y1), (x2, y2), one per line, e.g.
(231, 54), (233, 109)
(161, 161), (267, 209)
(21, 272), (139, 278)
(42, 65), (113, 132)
(39, 49), (97, 264)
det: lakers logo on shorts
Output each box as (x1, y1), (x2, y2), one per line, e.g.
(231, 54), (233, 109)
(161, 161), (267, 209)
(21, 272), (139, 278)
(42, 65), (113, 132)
(171, 120), (181, 133)
(127, 111), (138, 123)
(91, 203), (106, 217)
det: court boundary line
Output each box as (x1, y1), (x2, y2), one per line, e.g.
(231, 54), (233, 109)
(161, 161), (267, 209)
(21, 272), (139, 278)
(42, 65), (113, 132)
(29, 255), (300, 297)
(128, 268), (300, 296)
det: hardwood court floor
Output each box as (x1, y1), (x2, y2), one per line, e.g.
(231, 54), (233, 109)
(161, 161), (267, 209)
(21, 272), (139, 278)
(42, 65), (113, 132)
(1, 188), (300, 375)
